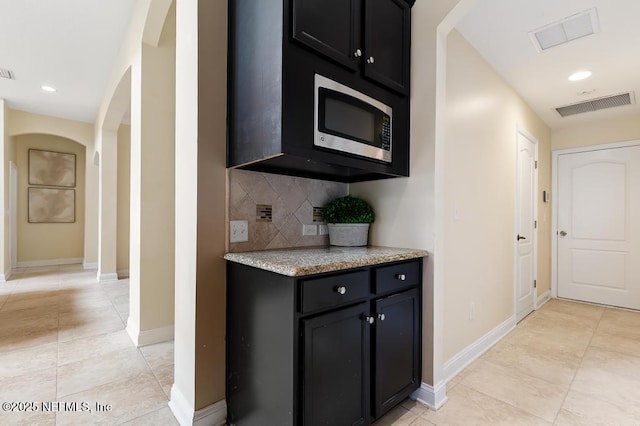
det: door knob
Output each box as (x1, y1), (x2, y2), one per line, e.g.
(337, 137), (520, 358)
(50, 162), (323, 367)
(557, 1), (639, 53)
(377, 313), (386, 321)
(559, 230), (567, 237)
(354, 48), (362, 58)
(367, 56), (375, 64)
(517, 234), (527, 241)
(336, 286), (347, 295)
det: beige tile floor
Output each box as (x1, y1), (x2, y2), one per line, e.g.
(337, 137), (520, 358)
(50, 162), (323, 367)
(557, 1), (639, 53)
(0, 265), (177, 425)
(376, 297), (640, 425)
(2, 266), (640, 425)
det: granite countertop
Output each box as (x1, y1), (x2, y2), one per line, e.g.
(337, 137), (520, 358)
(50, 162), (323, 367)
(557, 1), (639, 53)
(224, 246), (429, 277)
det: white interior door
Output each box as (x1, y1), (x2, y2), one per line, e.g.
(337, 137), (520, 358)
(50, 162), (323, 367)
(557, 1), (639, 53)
(9, 162), (18, 270)
(557, 145), (640, 310)
(516, 131), (537, 322)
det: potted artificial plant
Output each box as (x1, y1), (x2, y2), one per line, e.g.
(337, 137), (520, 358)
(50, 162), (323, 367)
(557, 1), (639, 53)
(321, 195), (375, 246)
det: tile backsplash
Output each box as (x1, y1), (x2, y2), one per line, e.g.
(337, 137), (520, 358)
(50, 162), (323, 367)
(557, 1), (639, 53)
(228, 170), (348, 252)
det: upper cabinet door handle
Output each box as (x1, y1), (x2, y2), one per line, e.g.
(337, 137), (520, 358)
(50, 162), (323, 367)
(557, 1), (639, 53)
(354, 49), (362, 58)
(367, 56), (375, 64)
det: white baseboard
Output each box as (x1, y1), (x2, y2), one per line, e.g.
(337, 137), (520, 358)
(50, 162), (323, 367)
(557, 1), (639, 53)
(537, 290), (551, 309)
(98, 272), (119, 282)
(117, 269), (130, 278)
(83, 261), (98, 270)
(16, 257), (83, 268)
(442, 314), (516, 384)
(169, 385), (227, 426)
(126, 320), (174, 347)
(0, 270), (11, 282)
(411, 381), (448, 411)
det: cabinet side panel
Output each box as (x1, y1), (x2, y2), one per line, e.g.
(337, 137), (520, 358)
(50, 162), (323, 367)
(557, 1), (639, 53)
(226, 263), (295, 425)
(228, 0), (284, 166)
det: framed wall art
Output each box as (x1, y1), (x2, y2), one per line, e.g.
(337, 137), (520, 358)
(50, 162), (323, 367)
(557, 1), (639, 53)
(28, 187), (75, 223)
(28, 149), (76, 187)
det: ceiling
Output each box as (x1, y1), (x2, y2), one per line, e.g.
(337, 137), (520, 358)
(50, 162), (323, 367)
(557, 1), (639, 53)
(0, 0), (136, 123)
(1, 1), (638, 130)
(457, 0), (640, 129)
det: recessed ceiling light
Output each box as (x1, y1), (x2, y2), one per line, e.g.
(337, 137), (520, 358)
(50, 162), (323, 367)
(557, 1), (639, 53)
(41, 85), (57, 92)
(568, 70), (592, 81)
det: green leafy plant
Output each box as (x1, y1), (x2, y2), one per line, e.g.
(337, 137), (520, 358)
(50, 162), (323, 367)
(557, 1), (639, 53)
(321, 195), (375, 224)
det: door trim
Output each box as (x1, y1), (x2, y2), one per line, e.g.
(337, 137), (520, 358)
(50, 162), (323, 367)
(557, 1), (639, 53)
(551, 139), (640, 299)
(514, 126), (539, 320)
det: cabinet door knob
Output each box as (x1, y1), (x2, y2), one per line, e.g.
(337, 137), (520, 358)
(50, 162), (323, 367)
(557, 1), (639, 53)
(377, 313), (386, 321)
(336, 286), (347, 295)
(354, 48), (362, 58)
(364, 316), (375, 324)
(396, 274), (406, 281)
(367, 56), (375, 64)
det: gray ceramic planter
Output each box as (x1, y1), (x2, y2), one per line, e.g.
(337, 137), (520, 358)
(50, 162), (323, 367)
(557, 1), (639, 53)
(327, 223), (370, 247)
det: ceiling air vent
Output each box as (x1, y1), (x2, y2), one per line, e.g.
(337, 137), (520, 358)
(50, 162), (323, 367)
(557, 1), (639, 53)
(529, 8), (599, 52)
(555, 92), (635, 118)
(0, 68), (15, 80)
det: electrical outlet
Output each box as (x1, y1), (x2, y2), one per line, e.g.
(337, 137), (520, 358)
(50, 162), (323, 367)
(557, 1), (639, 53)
(302, 224), (318, 236)
(469, 302), (475, 320)
(230, 220), (249, 243)
(318, 224), (329, 235)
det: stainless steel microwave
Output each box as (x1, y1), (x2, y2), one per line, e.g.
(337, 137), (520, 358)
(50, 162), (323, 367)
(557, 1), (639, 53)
(314, 74), (392, 163)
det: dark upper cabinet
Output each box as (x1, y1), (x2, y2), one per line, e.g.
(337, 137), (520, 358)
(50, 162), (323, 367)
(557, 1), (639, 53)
(292, 0), (412, 95)
(292, 0), (361, 71)
(364, 0), (411, 95)
(228, 0), (413, 183)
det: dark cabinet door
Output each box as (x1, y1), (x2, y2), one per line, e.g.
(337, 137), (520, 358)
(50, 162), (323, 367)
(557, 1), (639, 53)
(292, 0), (362, 71)
(373, 288), (420, 418)
(364, 0), (411, 95)
(303, 303), (370, 426)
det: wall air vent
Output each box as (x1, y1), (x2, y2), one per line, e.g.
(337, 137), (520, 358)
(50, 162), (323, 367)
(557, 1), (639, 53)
(555, 92), (635, 118)
(529, 8), (599, 52)
(0, 68), (15, 80)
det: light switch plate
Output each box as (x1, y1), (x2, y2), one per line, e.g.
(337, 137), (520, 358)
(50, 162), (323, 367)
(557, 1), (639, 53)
(302, 224), (318, 236)
(230, 220), (249, 243)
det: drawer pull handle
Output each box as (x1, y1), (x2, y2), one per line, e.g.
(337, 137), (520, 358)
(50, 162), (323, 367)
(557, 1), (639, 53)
(365, 316), (375, 324)
(377, 313), (386, 321)
(336, 286), (347, 295)
(397, 274), (407, 281)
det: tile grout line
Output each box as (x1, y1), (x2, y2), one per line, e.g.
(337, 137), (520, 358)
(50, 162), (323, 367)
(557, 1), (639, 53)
(549, 305), (605, 425)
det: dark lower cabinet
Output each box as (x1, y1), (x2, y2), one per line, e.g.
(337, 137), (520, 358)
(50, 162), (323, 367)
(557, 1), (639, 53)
(303, 304), (370, 425)
(373, 288), (420, 418)
(226, 258), (423, 425)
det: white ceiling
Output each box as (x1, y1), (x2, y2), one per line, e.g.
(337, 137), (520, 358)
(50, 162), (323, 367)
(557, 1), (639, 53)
(0, 0), (136, 123)
(457, 0), (640, 129)
(1, 0), (638, 130)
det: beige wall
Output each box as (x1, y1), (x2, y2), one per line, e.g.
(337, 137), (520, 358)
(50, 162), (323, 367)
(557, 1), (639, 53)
(552, 115), (640, 151)
(117, 124), (130, 275)
(1, 100), (9, 278)
(173, 0), (228, 412)
(15, 134), (86, 263)
(352, 0), (465, 386)
(442, 30), (551, 360)
(6, 109), (97, 266)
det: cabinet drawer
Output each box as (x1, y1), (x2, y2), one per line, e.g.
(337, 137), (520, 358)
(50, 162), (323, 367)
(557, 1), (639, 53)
(375, 260), (419, 294)
(301, 270), (369, 313)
